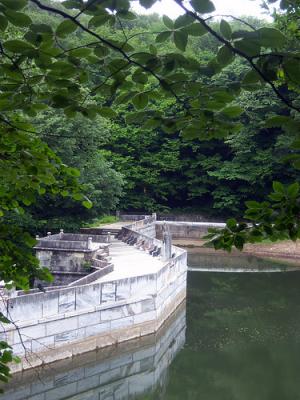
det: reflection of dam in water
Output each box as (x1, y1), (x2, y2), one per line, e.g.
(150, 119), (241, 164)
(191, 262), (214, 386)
(188, 252), (297, 272)
(2, 304), (186, 400)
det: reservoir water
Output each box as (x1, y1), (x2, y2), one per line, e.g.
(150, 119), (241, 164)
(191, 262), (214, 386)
(3, 252), (300, 399)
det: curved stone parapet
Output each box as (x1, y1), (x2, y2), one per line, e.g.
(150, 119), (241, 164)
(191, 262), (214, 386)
(0, 216), (187, 373)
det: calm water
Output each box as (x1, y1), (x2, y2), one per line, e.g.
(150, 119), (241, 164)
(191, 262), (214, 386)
(3, 253), (300, 399)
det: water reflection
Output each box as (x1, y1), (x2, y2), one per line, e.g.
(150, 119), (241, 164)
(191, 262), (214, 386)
(2, 304), (186, 400)
(165, 270), (300, 400)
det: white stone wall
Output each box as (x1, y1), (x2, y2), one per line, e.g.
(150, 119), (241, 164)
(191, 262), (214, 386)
(1, 305), (186, 400)
(1, 254), (186, 372)
(0, 218), (187, 372)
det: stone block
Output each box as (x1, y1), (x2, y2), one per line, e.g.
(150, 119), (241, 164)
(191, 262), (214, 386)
(85, 321), (111, 337)
(8, 294), (43, 323)
(58, 288), (75, 314)
(96, 333), (116, 349)
(45, 382), (77, 400)
(72, 336), (97, 356)
(115, 279), (131, 301)
(46, 316), (78, 336)
(78, 311), (100, 328)
(41, 347), (73, 365)
(101, 305), (129, 321)
(134, 310), (157, 325)
(110, 316), (134, 331)
(130, 275), (156, 298)
(54, 367), (85, 386)
(75, 284), (101, 311)
(31, 335), (55, 352)
(110, 352), (133, 369)
(77, 374), (100, 392)
(19, 323), (46, 343)
(2, 385), (31, 400)
(99, 367), (121, 385)
(101, 282), (116, 303)
(84, 360), (109, 378)
(31, 378), (54, 395)
(54, 328), (85, 345)
(42, 292), (59, 318)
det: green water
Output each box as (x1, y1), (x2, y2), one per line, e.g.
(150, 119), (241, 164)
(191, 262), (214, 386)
(160, 270), (300, 400)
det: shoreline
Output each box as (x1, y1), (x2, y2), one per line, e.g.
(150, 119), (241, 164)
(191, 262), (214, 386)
(174, 239), (300, 267)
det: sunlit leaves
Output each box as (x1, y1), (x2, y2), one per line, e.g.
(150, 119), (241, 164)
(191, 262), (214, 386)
(163, 15), (174, 29)
(220, 19), (232, 40)
(156, 31), (172, 43)
(173, 30), (188, 51)
(132, 92), (149, 109)
(56, 19), (78, 37)
(88, 13), (111, 27)
(3, 39), (34, 53)
(217, 45), (234, 65)
(191, 0), (215, 14)
(183, 22), (207, 36)
(5, 10), (32, 27)
(0, 15), (8, 31)
(257, 27), (286, 48)
(0, 0), (27, 10)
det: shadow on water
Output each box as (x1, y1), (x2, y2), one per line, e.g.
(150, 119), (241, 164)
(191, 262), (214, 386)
(4, 253), (300, 399)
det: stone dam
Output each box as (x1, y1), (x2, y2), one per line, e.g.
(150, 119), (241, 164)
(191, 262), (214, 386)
(0, 215), (188, 374)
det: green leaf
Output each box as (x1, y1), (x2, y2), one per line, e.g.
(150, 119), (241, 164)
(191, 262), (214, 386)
(117, 10), (136, 20)
(30, 23), (53, 34)
(156, 31), (172, 43)
(94, 45), (110, 57)
(287, 182), (299, 198)
(183, 23), (207, 36)
(69, 48), (92, 57)
(98, 107), (117, 118)
(0, 14), (8, 31)
(227, 218), (237, 230)
(0, 0), (27, 10)
(88, 14), (111, 27)
(221, 105), (243, 117)
(163, 15), (174, 29)
(234, 38), (261, 57)
(174, 14), (194, 29)
(82, 200), (93, 209)
(132, 70), (148, 84)
(56, 20), (77, 38)
(173, 30), (188, 52)
(242, 69), (262, 84)
(191, 0), (215, 14)
(140, 0), (156, 8)
(3, 39), (34, 53)
(62, 0), (82, 8)
(220, 19), (232, 40)
(217, 45), (234, 66)
(273, 181), (285, 193)
(257, 27), (286, 48)
(132, 92), (149, 109)
(5, 10), (32, 27)
(283, 59), (300, 84)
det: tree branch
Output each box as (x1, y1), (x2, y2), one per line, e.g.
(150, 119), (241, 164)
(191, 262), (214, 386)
(174, 0), (300, 113)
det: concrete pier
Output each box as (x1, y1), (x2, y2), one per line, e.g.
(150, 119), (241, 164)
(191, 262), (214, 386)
(0, 216), (187, 373)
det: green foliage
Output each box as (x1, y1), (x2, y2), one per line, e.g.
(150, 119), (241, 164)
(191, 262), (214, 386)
(205, 181), (300, 251)
(86, 215), (119, 227)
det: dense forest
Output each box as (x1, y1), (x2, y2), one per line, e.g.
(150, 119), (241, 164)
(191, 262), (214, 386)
(3, 3), (300, 237)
